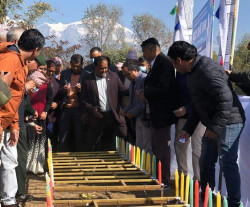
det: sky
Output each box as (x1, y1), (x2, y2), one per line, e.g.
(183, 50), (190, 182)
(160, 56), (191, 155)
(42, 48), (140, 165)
(23, 0), (249, 45)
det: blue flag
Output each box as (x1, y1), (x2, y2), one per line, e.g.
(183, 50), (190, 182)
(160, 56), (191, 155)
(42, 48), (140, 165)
(174, 21), (181, 30)
(215, 6), (220, 19)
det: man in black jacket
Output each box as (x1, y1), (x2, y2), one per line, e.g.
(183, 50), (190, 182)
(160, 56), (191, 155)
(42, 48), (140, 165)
(168, 41), (245, 207)
(225, 41), (250, 95)
(138, 38), (177, 187)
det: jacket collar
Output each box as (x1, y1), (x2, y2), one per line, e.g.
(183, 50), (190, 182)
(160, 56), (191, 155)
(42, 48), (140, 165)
(191, 55), (202, 71)
(0, 42), (25, 67)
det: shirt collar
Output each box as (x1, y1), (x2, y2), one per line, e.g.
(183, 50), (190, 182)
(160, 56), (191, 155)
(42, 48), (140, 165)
(95, 74), (106, 80)
(150, 57), (157, 69)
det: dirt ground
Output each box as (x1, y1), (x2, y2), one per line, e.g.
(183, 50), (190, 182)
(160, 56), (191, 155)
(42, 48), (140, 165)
(22, 174), (176, 207)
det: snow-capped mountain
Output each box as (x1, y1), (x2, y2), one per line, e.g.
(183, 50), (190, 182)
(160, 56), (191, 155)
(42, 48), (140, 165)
(37, 21), (136, 55)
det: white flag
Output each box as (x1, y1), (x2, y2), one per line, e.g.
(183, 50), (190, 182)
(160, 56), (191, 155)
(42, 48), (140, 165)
(218, 0), (229, 64)
(174, 0), (194, 43)
(217, 0), (239, 68)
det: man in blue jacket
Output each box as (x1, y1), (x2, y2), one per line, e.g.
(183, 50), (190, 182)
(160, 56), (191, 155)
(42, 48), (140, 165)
(122, 61), (152, 154)
(168, 41), (245, 207)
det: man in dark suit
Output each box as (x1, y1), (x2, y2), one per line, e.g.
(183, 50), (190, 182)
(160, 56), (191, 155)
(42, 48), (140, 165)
(82, 56), (127, 151)
(57, 54), (89, 152)
(138, 38), (177, 187)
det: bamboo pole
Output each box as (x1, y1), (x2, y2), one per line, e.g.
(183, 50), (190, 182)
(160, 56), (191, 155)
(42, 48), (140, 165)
(53, 151), (117, 155)
(55, 178), (154, 184)
(54, 170), (144, 176)
(53, 160), (131, 165)
(53, 167), (139, 172)
(53, 158), (124, 162)
(53, 197), (180, 206)
(54, 185), (162, 192)
(53, 163), (134, 169)
(54, 174), (150, 180)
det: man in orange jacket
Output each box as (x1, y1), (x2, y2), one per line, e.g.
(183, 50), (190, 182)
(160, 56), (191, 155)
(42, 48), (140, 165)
(0, 29), (45, 207)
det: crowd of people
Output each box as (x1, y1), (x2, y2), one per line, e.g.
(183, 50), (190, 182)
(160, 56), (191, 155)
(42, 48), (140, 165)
(0, 26), (248, 207)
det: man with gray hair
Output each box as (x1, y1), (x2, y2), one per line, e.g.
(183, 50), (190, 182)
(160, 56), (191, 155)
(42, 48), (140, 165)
(122, 61), (152, 154)
(6, 27), (25, 44)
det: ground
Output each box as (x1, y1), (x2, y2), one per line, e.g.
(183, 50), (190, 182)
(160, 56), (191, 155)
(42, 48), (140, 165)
(22, 174), (176, 207)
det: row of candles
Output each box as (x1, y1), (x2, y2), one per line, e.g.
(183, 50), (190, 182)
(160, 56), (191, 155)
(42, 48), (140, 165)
(46, 139), (54, 207)
(116, 137), (162, 183)
(175, 170), (243, 207)
(117, 137), (244, 207)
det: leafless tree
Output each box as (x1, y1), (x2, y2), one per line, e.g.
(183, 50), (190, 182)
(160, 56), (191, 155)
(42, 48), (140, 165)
(132, 13), (172, 51)
(81, 3), (125, 51)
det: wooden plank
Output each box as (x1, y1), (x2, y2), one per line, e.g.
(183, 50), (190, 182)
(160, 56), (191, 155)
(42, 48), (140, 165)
(53, 164), (134, 169)
(54, 178), (154, 184)
(53, 161), (131, 165)
(54, 175), (150, 180)
(53, 197), (180, 206)
(54, 171), (145, 176)
(53, 151), (117, 155)
(53, 167), (139, 172)
(54, 185), (162, 192)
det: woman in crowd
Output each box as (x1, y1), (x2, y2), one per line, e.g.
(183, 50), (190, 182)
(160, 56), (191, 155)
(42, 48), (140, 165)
(26, 64), (53, 174)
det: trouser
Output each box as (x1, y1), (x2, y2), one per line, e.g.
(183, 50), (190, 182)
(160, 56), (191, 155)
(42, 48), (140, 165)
(152, 125), (171, 185)
(59, 107), (84, 152)
(135, 118), (152, 155)
(15, 124), (28, 196)
(0, 130), (18, 205)
(174, 119), (206, 181)
(200, 123), (243, 207)
(47, 120), (59, 152)
(84, 111), (127, 152)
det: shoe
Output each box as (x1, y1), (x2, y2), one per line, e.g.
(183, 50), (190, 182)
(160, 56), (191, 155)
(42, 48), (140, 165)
(16, 194), (34, 202)
(1, 204), (19, 207)
(162, 184), (170, 190)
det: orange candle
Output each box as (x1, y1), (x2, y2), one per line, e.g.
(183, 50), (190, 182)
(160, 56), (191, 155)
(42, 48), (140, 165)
(204, 184), (209, 207)
(158, 161), (162, 185)
(131, 145), (134, 163)
(195, 180), (199, 207)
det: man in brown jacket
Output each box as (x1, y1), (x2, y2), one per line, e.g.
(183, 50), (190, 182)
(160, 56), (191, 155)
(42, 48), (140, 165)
(0, 29), (45, 207)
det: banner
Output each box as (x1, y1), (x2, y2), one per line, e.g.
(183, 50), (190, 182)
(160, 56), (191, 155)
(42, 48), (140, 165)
(173, 0), (194, 43)
(217, 0), (239, 69)
(192, 0), (214, 57)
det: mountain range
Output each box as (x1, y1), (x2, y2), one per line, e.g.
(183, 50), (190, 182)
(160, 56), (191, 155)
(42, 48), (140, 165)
(37, 21), (136, 55)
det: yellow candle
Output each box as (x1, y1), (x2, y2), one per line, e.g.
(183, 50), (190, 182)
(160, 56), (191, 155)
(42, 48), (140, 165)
(47, 158), (51, 177)
(146, 152), (151, 175)
(217, 192), (221, 207)
(136, 147), (140, 167)
(181, 172), (184, 201)
(185, 174), (190, 204)
(175, 169), (179, 197)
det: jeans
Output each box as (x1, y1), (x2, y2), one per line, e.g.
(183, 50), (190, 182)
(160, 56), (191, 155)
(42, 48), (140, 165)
(200, 123), (244, 207)
(0, 130), (18, 205)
